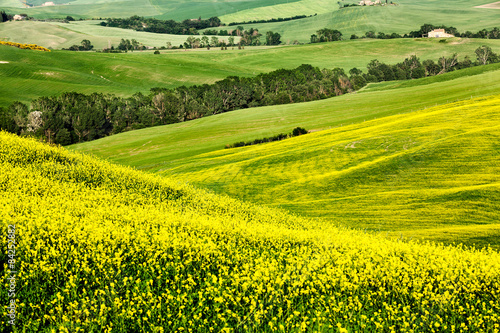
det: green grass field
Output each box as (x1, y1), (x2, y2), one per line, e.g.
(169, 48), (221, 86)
(2, 0), (498, 44)
(217, 0), (500, 43)
(0, 0), (300, 20)
(70, 63), (500, 248)
(2, 37), (500, 107)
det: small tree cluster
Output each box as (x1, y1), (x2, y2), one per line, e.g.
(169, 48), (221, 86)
(311, 29), (343, 43)
(225, 127), (308, 149)
(65, 39), (94, 51)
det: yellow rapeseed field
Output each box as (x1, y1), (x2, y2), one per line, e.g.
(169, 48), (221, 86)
(1, 132), (499, 332)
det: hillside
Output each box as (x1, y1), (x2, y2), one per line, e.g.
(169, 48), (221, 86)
(1, 0), (499, 44)
(1, 131), (500, 332)
(70, 63), (500, 247)
(2, 37), (500, 107)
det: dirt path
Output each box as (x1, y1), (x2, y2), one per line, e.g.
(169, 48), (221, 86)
(475, 1), (500, 9)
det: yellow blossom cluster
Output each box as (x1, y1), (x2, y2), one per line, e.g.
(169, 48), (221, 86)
(0, 131), (499, 332)
(0, 41), (51, 52)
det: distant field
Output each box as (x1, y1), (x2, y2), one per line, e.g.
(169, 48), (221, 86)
(70, 63), (500, 247)
(217, 0), (500, 43)
(1, 0), (499, 43)
(0, 20), (197, 49)
(2, 0), (499, 43)
(2, 37), (500, 106)
(0, 0), (299, 20)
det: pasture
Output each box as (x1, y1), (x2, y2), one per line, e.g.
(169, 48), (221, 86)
(2, 37), (500, 106)
(70, 63), (500, 247)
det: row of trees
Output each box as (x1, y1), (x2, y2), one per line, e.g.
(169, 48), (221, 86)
(101, 16), (221, 35)
(225, 127), (308, 149)
(64, 39), (94, 51)
(351, 25), (500, 40)
(0, 64), (353, 145)
(227, 15), (312, 26)
(312, 25), (500, 44)
(181, 28), (279, 48)
(2, 47), (498, 145)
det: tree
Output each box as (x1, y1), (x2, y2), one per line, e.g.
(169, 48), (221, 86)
(228, 36), (234, 46)
(316, 28), (342, 42)
(475, 45), (493, 65)
(0, 107), (18, 134)
(80, 39), (93, 51)
(55, 128), (72, 145)
(365, 31), (376, 39)
(201, 36), (209, 47)
(310, 34), (318, 43)
(210, 36), (219, 47)
(438, 53), (458, 74)
(265, 31), (281, 45)
(131, 39), (140, 50)
(118, 39), (132, 51)
(26, 111), (44, 134)
(1, 11), (10, 23)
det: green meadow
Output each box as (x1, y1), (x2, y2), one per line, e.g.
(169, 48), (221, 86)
(218, 0), (500, 43)
(70, 62), (500, 248)
(2, 37), (500, 107)
(2, 0), (499, 44)
(0, 0), (299, 20)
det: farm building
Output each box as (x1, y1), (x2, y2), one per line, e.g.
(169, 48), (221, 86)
(428, 29), (454, 38)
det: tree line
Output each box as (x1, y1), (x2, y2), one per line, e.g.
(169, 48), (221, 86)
(350, 24), (500, 40)
(0, 64), (354, 145)
(101, 15), (222, 35)
(225, 127), (308, 149)
(227, 15), (313, 26)
(1, 48), (498, 146)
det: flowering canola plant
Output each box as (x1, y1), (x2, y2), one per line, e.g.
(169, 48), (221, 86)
(0, 131), (499, 332)
(0, 41), (51, 52)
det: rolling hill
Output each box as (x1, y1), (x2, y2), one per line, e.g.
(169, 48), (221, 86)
(70, 63), (500, 248)
(1, 131), (500, 331)
(2, 37), (500, 107)
(1, 0), (499, 44)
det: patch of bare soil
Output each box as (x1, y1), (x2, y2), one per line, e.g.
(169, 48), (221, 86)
(475, 1), (500, 9)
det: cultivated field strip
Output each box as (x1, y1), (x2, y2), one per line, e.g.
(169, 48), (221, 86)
(1, 131), (500, 332)
(168, 96), (500, 247)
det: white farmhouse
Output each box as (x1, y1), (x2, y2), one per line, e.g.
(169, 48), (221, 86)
(428, 29), (454, 38)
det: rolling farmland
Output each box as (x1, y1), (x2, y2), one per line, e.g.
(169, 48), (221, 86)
(2, 37), (500, 107)
(1, 131), (500, 331)
(70, 63), (500, 248)
(1, 0), (500, 331)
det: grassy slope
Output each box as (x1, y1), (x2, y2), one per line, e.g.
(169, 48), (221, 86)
(2, 131), (500, 331)
(70, 63), (500, 247)
(2, 37), (500, 106)
(169, 95), (500, 248)
(218, 0), (500, 43)
(2, 0), (499, 43)
(0, 0), (300, 20)
(0, 20), (194, 49)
